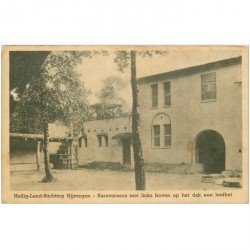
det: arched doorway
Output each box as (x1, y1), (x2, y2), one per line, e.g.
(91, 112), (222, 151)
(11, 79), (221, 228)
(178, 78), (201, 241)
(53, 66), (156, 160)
(195, 130), (225, 174)
(112, 133), (133, 166)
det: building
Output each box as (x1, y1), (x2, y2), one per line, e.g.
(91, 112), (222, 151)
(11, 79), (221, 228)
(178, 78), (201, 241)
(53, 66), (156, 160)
(137, 56), (242, 174)
(10, 124), (72, 171)
(77, 56), (243, 174)
(77, 116), (133, 168)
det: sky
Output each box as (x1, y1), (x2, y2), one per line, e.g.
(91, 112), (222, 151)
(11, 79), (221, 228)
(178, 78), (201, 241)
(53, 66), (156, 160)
(76, 52), (131, 106)
(76, 48), (242, 107)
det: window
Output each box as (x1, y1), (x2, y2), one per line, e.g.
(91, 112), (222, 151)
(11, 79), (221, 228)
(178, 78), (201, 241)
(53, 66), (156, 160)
(104, 135), (108, 147)
(163, 82), (171, 106)
(78, 136), (87, 148)
(153, 125), (160, 147)
(83, 137), (88, 147)
(164, 124), (171, 147)
(201, 72), (216, 101)
(151, 84), (158, 108)
(152, 113), (171, 148)
(97, 134), (108, 147)
(97, 135), (102, 147)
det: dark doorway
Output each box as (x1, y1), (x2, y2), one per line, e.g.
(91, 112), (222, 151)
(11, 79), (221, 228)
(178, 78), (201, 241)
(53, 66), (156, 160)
(122, 139), (131, 165)
(10, 140), (37, 165)
(195, 130), (225, 174)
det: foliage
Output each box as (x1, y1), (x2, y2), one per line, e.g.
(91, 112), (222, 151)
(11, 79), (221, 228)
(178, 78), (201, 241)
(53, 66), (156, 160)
(10, 87), (44, 133)
(9, 51), (50, 97)
(98, 76), (128, 105)
(114, 51), (130, 73)
(9, 50), (109, 182)
(93, 76), (130, 119)
(40, 51), (91, 126)
(114, 49), (168, 72)
(10, 51), (92, 133)
(9, 51), (50, 118)
(91, 103), (123, 120)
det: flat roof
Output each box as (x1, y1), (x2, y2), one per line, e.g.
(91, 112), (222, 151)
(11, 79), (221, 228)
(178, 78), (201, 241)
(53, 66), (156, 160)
(137, 56), (242, 84)
(10, 133), (73, 142)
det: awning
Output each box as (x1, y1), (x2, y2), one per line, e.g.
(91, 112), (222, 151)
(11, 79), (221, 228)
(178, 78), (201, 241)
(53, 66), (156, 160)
(10, 133), (73, 142)
(112, 132), (133, 141)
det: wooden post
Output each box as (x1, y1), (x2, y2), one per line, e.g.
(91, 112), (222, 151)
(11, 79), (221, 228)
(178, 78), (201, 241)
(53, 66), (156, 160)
(71, 141), (74, 169)
(36, 141), (41, 171)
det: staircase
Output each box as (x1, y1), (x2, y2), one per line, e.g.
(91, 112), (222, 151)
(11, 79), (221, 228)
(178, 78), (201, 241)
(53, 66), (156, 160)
(49, 142), (77, 169)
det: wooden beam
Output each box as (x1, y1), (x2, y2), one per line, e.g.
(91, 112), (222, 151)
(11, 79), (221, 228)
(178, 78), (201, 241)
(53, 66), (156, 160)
(36, 141), (41, 171)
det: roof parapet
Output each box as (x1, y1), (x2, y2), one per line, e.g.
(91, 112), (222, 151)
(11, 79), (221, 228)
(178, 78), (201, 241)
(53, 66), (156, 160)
(137, 56), (242, 84)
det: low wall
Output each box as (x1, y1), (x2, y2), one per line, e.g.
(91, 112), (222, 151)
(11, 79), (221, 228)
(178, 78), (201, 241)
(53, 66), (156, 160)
(79, 162), (124, 171)
(144, 163), (191, 174)
(79, 161), (192, 174)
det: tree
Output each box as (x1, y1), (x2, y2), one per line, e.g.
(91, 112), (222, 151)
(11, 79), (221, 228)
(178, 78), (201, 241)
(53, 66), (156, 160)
(94, 76), (130, 119)
(9, 51), (50, 118)
(11, 51), (91, 182)
(114, 49), (167, 190)
(98, 76), (128, 104)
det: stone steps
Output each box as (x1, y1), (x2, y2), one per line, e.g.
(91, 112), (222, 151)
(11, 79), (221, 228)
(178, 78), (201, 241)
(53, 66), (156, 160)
(202, 174), (224, 183)
(202, 172), (242, 188)
(222, 178), (242, 188)
(222, 170), (242, 178)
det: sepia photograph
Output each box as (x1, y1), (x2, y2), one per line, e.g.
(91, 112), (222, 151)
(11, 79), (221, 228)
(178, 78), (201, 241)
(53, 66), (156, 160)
(1, 45), (248, 203)
(1, 1), (250, 250)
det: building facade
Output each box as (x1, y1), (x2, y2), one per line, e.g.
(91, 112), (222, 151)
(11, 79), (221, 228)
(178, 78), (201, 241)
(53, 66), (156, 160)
(78, 56), (242, 174)
(137, 56), (242, 173)
(10, 124), (70, 171)
(77, 116), (133, 168)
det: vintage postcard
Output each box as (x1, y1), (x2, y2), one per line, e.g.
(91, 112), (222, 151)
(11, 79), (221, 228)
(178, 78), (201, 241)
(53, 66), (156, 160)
(1, 45), (249, 203)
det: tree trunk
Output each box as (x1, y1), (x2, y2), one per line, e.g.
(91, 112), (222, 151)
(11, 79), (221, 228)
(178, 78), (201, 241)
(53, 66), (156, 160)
(42, 121), (54, 182)
(130, 50), (146, 190)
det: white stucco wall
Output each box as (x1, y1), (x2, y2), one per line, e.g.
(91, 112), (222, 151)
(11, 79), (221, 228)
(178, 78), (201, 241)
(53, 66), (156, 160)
(49, 123), (69, 137)
(76, 59), (242, 172)
(137, 63), (242, 171)
(77, 116), (132, 165)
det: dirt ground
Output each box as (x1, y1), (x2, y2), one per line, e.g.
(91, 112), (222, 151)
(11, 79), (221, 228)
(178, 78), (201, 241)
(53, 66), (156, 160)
(10, 168), (237, 191)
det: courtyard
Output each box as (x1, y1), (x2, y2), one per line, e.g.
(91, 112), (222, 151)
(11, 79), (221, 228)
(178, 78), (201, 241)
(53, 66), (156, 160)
(10, 168), (239, 191)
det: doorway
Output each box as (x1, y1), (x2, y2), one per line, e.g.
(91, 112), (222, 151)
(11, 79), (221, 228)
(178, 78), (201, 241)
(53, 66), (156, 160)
(195, 130), (225, 174)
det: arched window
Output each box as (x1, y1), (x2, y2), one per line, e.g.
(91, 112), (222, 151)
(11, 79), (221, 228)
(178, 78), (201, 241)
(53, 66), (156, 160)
(97, 134), (108, 147)
(152, 113), (171, 148)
